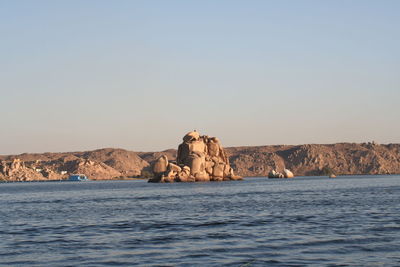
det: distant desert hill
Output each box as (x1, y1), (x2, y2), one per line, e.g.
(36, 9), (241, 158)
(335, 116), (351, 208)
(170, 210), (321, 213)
(1, 143), (399, 181)
(225, 142), (400, 177)
(0, 148), (148, 181)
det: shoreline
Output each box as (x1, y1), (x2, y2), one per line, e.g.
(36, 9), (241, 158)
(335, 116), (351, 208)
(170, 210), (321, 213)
(1, 174), (399, 184)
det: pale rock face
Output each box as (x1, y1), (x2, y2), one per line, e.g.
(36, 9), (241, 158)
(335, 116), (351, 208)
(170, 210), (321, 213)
(177, 171), (189, 182)
(283, 169), (294, 178)
(166, 170), (176, 179)
(153, 155), (168, 174)
(0, 161), (7, 175)
(72, 159), (121, 180)
(195, 171), (210, 182)
(212, 162), (225, 178)
(182, 166), (191, 174)
(149, 131), (242, 183)
(205, 160), (215, 175)
(0, 158), (46, 181)
(189, 140), (207, 155)
(268, 169), (295, 178)
(207, 140), (220, 157)
(183, 131), (200, 142)
(168, 163), (181, 173)
(187, 153), (205, 175)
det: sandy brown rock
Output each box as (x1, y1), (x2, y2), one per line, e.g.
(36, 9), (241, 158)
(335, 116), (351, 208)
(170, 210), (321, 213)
(0, 148), (146, 181)
(283, 169), (294, 178)
(68, 159), (121, 180)
(153, 155), (168, 174)
(149, 131), (240, 183)
(0, 158), (47, 181)
(81, 148), (149, 177)
(138, 149), (177, 165)
(227, 142), (400, 176)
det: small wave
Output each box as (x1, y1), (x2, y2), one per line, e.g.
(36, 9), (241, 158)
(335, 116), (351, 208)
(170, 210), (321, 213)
(194, 220), (238, 228)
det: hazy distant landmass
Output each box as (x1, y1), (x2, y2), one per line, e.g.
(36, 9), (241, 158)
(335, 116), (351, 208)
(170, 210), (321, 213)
(1, 142), (399, 182)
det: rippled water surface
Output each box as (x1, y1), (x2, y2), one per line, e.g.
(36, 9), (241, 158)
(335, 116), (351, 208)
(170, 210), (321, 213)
(1, 175), (400, 266)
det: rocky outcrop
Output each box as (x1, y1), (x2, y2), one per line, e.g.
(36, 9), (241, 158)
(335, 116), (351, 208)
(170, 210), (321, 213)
(148, 131), (242, 183)
(0, 159), (50, 181)
(0, 148), (147, 181)
(227, 142), (400, 176)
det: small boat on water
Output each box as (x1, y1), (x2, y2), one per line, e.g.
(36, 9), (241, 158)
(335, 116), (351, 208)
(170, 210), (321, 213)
(68, 174), (89, 181)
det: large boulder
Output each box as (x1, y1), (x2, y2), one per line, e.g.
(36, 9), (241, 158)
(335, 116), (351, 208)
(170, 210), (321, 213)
(283, 169), (294, 178)
(153, 155), (168, 174)
(183, 131), (200, 142)
(168, 163), (181, 173)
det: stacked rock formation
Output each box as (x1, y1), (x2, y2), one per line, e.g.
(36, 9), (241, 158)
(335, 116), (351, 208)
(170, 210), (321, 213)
(149, 131), (242, 183)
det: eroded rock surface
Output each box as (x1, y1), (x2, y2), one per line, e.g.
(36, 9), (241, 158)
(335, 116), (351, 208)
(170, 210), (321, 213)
(0, 158), (51, 181)
(0, 148), (148, 181)
(148, 131), (242, 183)
(227, 142), (400, 177)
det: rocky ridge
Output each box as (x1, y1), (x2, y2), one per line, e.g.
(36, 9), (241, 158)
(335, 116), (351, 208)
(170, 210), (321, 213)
(226, 142), (400, 177)
(0, 148), (148, 181)
(1, 142), (399, 181)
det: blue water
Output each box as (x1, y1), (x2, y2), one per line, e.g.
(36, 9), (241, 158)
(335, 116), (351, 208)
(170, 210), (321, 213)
(1, 175), (400, 266)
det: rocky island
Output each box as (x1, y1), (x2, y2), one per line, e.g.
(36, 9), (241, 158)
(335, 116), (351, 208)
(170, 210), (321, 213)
(149, 131), (242, 182)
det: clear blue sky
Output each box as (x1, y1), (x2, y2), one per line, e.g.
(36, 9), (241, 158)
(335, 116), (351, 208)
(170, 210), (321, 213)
(1, 0), (399, 154)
